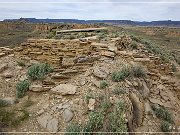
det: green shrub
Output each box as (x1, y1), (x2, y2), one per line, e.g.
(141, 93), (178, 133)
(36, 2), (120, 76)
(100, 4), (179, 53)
(109, 101), (127, 132)
(100, 101), (111, 113)
(152, 106), (174, 123)
(112, 66), (131, 82)
(161, 121), (173, 132)
(96, 93), (105, 101)
(16, 80), (30, 98)
(0, 108), (29, 127)
(0, 99), (8, 107)
(112, 87), (126, 95)
(86, 112), (104, 131)
(130, 35), (142, 43)
(131, 65), (146, 78)
(100, 80), (108, 89)
(130, 41), (138, 49)
(27, 63), (53, 80)
(65, 122), (82, 135)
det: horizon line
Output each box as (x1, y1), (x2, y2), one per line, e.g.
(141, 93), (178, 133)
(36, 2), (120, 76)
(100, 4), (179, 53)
(1, 2), (180, 4)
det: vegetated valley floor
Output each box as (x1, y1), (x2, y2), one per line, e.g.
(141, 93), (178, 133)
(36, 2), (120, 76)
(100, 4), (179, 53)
(0, 23), (180, 134)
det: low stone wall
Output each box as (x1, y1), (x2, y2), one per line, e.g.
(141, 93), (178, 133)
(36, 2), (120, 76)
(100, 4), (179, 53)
(14, 39), (93, 66)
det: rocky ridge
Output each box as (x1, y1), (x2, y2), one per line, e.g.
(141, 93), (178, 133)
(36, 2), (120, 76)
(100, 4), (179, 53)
(0, 31), (179, 133)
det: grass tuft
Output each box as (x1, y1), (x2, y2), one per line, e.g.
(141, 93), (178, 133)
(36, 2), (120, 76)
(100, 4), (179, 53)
(65, 122), (82, 135)
(0, 99), (8, 108)
(152, 106), (174, 123)
(100, 80), (109, 89)
(112, 66), (131, 82)
(16, 80), (30, 98)
(27, 63), (53, 80)
(131, 64), (147, 78)
(112, 87), (126, 95)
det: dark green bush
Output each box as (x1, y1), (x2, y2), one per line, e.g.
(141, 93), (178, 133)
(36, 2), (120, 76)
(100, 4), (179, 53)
(161, 121), (173, 132)
(100, 80), (108, 89)
(65, 122), (82, 135)
(0, 99), (8, 107)
(152, 106), (174, 123)
(112, 66), (131, 82)
(131, 65), (147, 78)
(16, 80), (30, 98)
(27, 63), (53, 80)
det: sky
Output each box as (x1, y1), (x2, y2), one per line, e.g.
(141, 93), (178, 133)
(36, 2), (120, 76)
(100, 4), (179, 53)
(0, 0), (180, 21)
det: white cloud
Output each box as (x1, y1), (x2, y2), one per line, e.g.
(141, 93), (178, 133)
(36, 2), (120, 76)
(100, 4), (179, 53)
(0, 0), (179, 21)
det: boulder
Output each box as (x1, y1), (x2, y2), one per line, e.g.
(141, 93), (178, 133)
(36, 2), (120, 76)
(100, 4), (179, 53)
(37, 114), (58, 132)
(129, 92), (144, 126)
(51, 84), (77, 95)
(46, 118), (59, 132)
(63, 109), (74, 122)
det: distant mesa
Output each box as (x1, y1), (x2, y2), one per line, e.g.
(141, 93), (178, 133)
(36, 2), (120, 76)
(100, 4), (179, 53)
(2, 18), (180, 27)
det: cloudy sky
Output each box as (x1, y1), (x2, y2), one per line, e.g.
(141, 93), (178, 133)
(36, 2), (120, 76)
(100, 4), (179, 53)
(0, 0), (180, 21)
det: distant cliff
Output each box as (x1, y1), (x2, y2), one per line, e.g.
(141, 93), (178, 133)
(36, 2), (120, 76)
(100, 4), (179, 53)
(2, 18), (180, 27)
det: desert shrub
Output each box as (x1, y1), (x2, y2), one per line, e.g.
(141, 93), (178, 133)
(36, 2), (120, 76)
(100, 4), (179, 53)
(130, 35), (142, 43)
(27, 63), (53, 80)
(16, 80), (30, 98)
(109, 101), (127, 132)
(0, 99), (8, 107)
(100, 101), (111, 113)
(140, 39), (171, 62)
(85, 112), (104, 131)
(100, 80), (108, 89)
(65, 122), (82, 135)
(112, 87), (126, 95)
(130, 41), (138, 49)
(161, 121), (173, 132)
(112, 66), (131, 82)
(131, 64), (147, 78)
(96, 93), (105, 101)
(152, 106), (174, 123)
(0, 109), (29, 127)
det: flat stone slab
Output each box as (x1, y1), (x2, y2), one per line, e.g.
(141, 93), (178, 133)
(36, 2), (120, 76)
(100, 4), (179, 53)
(51, 84), (77, 95)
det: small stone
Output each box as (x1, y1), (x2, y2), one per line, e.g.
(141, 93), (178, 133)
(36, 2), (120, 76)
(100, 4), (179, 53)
(3, 97), (16, 105)
(88, 99), (96, 111)
(93, 66), (109, 79)
(149, 98), (163, 106)
(51, 84), (77, 95)
(0, 52), (6, 58)
(29, 84), (46, 92)
(37, 109), (44, 116)
(63, 109), (74, 122)
(0, 63), (8, 72)
(144, 101), (152, 114)
(2, 72), (13, 78)
(110, 96), (119, 104)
